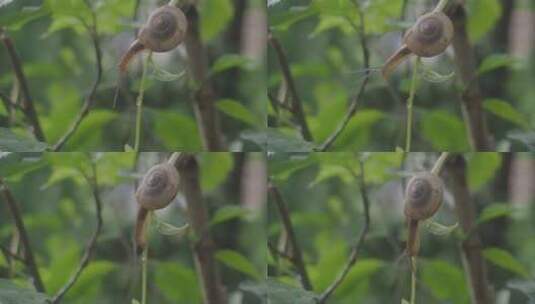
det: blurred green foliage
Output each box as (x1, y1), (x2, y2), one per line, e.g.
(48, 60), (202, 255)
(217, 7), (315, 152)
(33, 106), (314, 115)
(0, 152), (265, 303)
(268, 0), (535, 151)
(0, 0), (266, 151)
(267, 152), (535, 303)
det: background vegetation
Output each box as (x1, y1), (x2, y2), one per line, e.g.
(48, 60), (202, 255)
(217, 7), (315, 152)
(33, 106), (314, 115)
(0, 0), (266, 152)
(0, 152), (265, 303)
(268, 0), (535, 151)
(268, 152), (535, 303)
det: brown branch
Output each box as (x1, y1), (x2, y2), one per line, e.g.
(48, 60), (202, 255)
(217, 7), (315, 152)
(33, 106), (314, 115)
(0, 178), (45, 292)
(318, 3), (371, 151)
(184, 7), (226, 151)
(268, 181), (313, 291)
(268, 32), (314, 142)
(317, 160), (371, 303)
(53, 9), (102, 151)
(175, 153), (227, 304)
(445, 155), (492, 304)
(52, 160), (103, 303)
(0, 28), (46, 142)
(447, 3), (492, 151)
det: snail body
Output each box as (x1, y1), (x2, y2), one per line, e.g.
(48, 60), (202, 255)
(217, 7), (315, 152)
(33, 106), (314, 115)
(404, 172), (444, 256)
(135, 162), (179, 253)
(382, 11), (453, 78)
(118, 5), (188, 72)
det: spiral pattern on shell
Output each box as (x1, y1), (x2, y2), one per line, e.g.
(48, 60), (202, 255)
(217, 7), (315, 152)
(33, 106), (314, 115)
(404, 11), (453, 57)
(404, 172), (444, 221)
(138, 5), (188, 52)
(135, 163), (179, 210)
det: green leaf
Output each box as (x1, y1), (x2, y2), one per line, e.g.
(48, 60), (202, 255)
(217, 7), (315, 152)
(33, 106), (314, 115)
(240, 278), (318, 304)
(418, 64), (455, 83)
(467, 0), (502, 43)
(478, 54), (518, 75)
(508, 131), (535, 151)
(482, 247), (530, 278)
(0, 128), (48, 152)
(199, 153), (233, 192)
(421, 260), (469, 303)
(132, 299), (141, 304)
(63, 110), (118, 151)
(155, 262), (202, 303)
(0, 3), (50, 31)
(242, 129), (315, 152)
(199, 0), (234, 42)
(0, 153), (46, 179)
(423, 220), (459, 236)
(507, 281), (535, 301)
(155, 217), (190, 238)
(421, 110), (470, 151)
(210, 206), (250, 226)
(212, 54), (254, 73)
(477, 203), (513, 225)
(215, 250), (261, 280)
(150, 64), (186, 82)
(0, 279), (50, 303)
(216, 99), (258, 126)
(484, 99), (530, 129)
(401, 300), (410, 304)
(467, 153), (502, 192)
(149, 109), (202, 150)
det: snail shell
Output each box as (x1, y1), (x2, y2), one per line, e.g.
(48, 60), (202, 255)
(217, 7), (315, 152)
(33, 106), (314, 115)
(138, 5), (188, 52)
(404, 172), (444, 221)
(135, 163), (179, 210)
(381, 11), (453, 79)
(404, 11), (454, 57)
(117, 5), (187, 73)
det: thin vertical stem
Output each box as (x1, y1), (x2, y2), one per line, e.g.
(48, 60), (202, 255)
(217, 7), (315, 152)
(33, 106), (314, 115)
(434, 0), (451, 12)
(431, 152), (450, 175)
(410, 257), (417, 304)
(134, 52), (151, 153)
(405, 57), (420, 153)
(141, 211), (152, 304)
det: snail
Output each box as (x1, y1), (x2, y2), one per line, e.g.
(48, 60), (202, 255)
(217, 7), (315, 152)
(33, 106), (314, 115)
(404, 172), (444, 256)
(118, 4), (188, 73)
(382, 11), (454, 79)
(134, 161), (179, 253)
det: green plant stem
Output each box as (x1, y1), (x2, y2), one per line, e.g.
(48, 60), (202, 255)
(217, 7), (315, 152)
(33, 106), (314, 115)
(141, 211), (152, 304)
(134, 52), (151, 153)
(434, 0), (450, 12)
(410, 256), (417, 304)
(405, 57), (420, 153)
(431, 152), (450, 175)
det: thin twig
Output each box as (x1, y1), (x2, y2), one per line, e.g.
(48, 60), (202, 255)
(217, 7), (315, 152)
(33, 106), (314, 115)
(405, 57), (420, 153)
(0, 28), (46, 142)
(317, 160), (371, 303)
(134, 52), (151, 152)
(268, 182), (313, 291)
(52, 160), (103, 303)
(268, 32), (314, 142)
(53, 6), (103, 151)
(431, 152), (450, 175)
(0, 178), (45, 292)
(318, 2), (371, 151)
